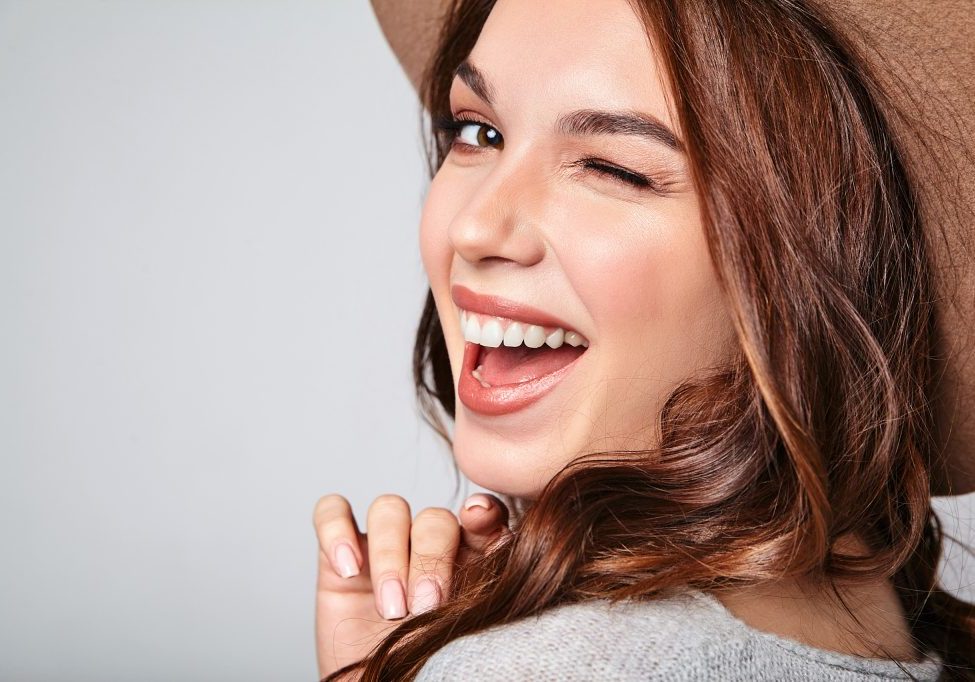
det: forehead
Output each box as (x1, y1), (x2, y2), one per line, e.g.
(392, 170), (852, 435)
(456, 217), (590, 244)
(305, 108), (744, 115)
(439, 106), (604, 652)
(463, 0), (673, 127)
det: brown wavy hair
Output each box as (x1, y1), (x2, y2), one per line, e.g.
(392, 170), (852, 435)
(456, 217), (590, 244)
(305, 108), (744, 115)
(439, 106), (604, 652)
(328, 0), (975, 678)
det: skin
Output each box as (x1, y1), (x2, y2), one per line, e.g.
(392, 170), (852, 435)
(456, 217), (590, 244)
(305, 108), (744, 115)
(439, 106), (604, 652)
(313, 492), (509, 678)
(420, 0), (735, 499)
(313, 0), (918, 676)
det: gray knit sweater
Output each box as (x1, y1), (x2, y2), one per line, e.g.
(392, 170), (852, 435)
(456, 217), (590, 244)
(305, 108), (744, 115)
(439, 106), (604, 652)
(414, 588), (944, 680)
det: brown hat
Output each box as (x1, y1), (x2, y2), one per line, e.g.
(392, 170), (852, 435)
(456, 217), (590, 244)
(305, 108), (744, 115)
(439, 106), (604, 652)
(370, 0), (975, 497)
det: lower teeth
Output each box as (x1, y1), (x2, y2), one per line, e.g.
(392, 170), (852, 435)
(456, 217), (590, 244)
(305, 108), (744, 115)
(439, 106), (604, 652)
(471, 364), (492, 388)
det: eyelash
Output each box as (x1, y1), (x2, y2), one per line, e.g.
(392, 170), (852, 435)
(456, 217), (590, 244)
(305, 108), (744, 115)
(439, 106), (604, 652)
(433, 114), (659, 192)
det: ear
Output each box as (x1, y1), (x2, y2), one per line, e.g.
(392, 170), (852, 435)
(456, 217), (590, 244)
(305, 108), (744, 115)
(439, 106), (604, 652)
(370, 0), (452, 94)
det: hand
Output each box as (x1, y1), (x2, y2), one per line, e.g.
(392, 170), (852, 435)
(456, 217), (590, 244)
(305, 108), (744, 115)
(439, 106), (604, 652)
(313, 492), (510, 680)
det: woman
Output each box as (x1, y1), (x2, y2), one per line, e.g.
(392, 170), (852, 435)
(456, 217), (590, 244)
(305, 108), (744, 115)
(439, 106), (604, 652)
(315, 0), (975, 679)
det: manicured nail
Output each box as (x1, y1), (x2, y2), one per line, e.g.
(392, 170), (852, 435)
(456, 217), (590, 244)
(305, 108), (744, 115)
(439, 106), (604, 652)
(463, 494), (492, 511)
(381, 578), (407, 620)
(411, 578), (440, 615)
(333, 542), (359, 578)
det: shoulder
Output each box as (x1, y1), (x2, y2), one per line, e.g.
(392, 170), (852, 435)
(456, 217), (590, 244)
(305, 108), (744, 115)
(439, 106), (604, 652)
(414, 589), (752, 681)
(413, 589), (945, 681)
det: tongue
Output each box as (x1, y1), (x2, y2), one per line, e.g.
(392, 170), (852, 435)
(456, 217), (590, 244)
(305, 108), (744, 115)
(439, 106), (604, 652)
(478, 344), (586, 386)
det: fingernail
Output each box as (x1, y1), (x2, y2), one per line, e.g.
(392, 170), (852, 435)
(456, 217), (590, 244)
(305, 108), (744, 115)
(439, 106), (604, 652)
(463, 494), (492, 511)
(333, 542), (359, 578)
(411, 578), (440, 615)
(381, 578), (407, 620)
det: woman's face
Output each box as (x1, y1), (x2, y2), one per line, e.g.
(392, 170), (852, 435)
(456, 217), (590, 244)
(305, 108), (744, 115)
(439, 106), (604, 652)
(419, 0), (736, 498)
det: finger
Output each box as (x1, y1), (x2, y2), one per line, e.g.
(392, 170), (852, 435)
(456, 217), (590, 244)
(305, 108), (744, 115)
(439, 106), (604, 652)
(366, 494), (412, 621)
(458, 493), (510, 553)
(408, 507), (460, 615)
(312, 494), (364, 580)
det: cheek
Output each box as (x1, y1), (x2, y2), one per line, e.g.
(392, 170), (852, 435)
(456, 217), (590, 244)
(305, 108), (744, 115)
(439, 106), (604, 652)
(550, 196), (733, 453)
(418, 173), (456, 283)
(567, 196), (731, 367)
(418, 170), (469, 377)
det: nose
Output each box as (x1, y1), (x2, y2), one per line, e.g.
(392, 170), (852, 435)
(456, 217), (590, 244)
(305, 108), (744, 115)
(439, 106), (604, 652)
(447, 152), (547, 267)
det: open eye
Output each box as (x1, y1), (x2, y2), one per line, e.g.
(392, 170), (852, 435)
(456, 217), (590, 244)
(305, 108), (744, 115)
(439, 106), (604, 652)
(433, 115), (504, 151)
(433, 116), (663, 195)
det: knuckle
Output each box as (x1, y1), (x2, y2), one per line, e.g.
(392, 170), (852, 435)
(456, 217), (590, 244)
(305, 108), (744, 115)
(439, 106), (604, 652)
(368, 494), (410, 518)
(312, 493), (350, 525)
(318, 518), (350, 544)
(370, 548), (407, 570)
(412, 507), (460, 533)
(410, 544), (456, 575)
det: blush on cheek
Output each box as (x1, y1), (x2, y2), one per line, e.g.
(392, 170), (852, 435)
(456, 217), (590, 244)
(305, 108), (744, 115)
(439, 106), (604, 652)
(417, 212), (443, 281)
(418, 173), (465, 283)
(578, 246), (668, 329)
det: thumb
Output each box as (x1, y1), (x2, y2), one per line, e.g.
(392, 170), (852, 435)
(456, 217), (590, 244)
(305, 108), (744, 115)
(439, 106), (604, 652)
(457, 493), (510, 559)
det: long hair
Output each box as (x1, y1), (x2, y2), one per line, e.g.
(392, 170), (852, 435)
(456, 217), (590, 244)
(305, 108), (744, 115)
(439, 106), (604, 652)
(330, 0), (975, 678)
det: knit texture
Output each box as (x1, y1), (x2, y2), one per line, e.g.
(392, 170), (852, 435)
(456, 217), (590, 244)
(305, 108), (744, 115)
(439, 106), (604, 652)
(414, 589), (943, 680)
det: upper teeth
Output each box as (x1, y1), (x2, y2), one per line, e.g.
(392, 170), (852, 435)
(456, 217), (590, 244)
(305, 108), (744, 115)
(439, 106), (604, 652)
(458, 308), (589, 349)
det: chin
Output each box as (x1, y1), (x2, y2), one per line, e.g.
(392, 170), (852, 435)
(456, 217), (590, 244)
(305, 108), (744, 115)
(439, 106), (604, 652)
(451, 410), (555, 500)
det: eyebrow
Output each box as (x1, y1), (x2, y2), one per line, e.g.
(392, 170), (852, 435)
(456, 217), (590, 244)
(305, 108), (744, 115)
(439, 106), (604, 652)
(452, 59), (684, 153)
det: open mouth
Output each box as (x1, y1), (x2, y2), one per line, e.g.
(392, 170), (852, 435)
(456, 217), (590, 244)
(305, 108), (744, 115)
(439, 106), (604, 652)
(472, 338), (587, 386)
(456, 308), (589, 415)
(462, 308), (588, 385)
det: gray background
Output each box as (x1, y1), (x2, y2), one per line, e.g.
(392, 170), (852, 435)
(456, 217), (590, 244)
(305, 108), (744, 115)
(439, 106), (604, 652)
(0, 2), (971, 680)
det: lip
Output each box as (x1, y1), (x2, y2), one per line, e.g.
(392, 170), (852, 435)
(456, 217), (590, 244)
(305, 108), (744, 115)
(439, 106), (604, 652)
(451, 284), (579, 332)
(457, 341), (586, 416)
